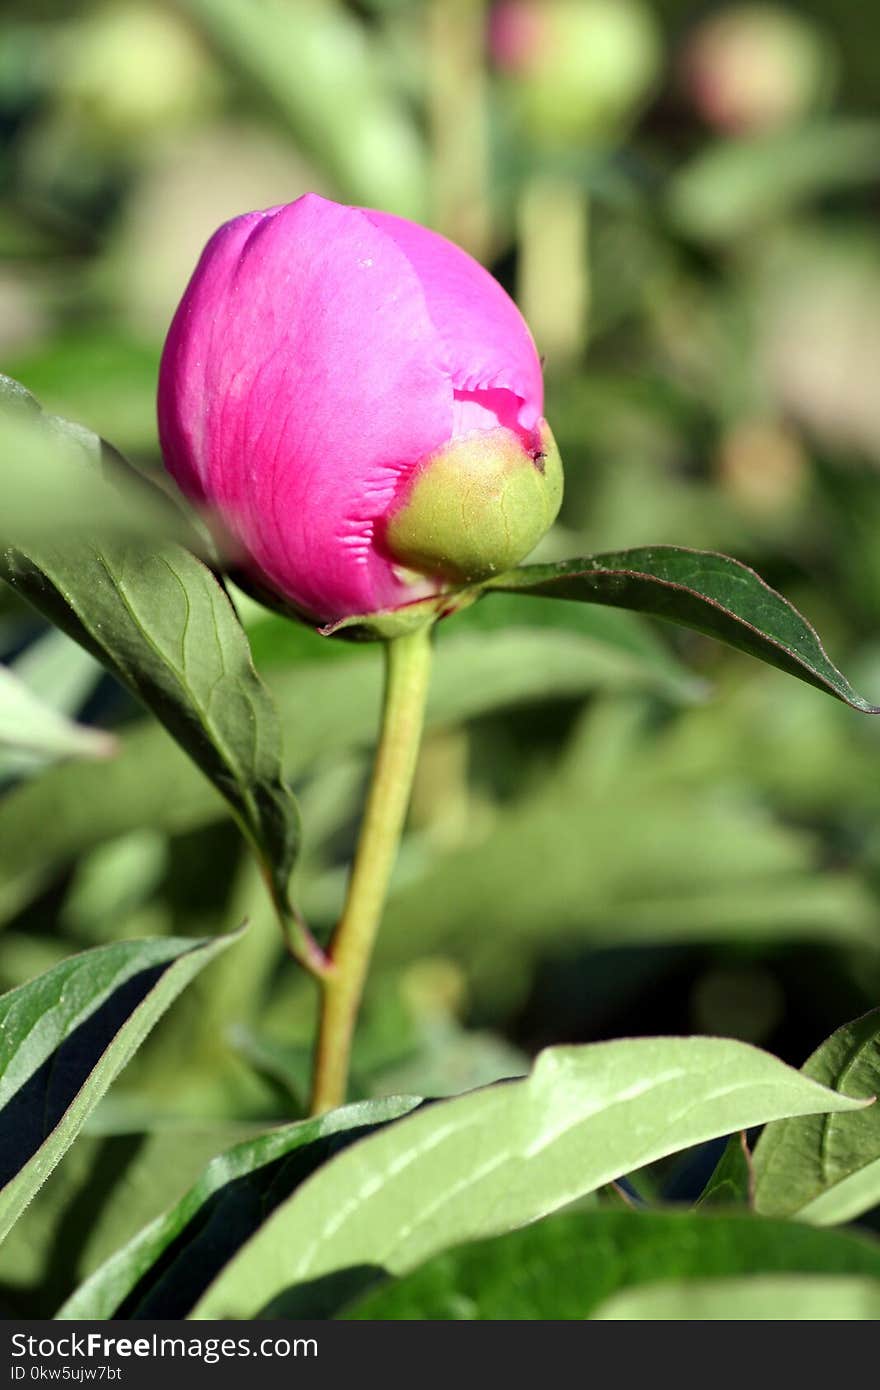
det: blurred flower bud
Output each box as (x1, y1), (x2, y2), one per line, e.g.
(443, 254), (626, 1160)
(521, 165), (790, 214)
(55, 2), (216, 146)
(717, 419), (807, 516)
(159, 194), (562, 626)
(681, 4), (835, 136)
(490, 0), (662, 145)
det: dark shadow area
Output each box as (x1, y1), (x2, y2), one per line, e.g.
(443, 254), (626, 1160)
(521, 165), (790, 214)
(256, 1264), (387, 1319)
(0, 963), (167, 1189)
(118, 1118), (395, 1318)
(0, 1133), (146, 1317)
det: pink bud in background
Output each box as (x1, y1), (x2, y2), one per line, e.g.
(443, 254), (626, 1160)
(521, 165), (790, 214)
(681, 4), (835, 136)
(158, 193), (561, 626)
(489, 0), (661, 146)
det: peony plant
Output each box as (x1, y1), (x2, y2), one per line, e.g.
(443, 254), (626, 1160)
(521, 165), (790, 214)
(148, 193), (880, 1113)
(3, 192), (880, 1319)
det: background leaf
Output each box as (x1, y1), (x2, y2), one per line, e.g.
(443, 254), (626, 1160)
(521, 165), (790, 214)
(345, 1206), (880, 1319)
(0, 621), (696, 923)
(591, 1273), (880, 1320)
(753, 1009), (880, 1226)
(0, 927), (244, 1243)
(0, 1122), (262, 1317)
(698, 1133), (753, 1208)
(487, 547), (880, 712)
(0, 661), (114, 764)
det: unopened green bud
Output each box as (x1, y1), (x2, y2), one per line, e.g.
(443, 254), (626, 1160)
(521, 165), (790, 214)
(385, 422), (563, 584)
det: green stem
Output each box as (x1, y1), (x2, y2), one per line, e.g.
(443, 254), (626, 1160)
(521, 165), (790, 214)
(427, 0), (491, 259)
(517, 173), (591, 367)
(309, 623), (434, 1113)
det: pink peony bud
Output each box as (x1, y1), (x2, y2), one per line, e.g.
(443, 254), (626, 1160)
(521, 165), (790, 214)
(158, 193), (561, 626)
(681, 5), (835, 136)
(489, 0), (661, 145)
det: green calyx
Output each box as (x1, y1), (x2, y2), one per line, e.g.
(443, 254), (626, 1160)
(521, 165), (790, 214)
(385, 421), (564, 586)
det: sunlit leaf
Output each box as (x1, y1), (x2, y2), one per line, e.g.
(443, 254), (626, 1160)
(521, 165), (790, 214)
(753, 1009), (880, 1226)
(0, 927), (244, 1243)
(592, 1273), (880, 1320)
(187, 1036), (865, 1318)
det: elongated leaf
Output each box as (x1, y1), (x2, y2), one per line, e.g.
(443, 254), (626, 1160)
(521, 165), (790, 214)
(182, 1037), (866, 1319)
(592, 1274), (880, 1320)
(487, 547), (880, 712)
(753, 1009), (880, 1226)
(668, 119), (880, 245)
(345, 1207), (880, 1320)
(0, 374), (188, 547)
(0, 1123), (262, 1317)
(0, 662), (114, 763)
(0, 928), (243, 1243)
(58, 1097), (418, 1320)
(177, 0), (425, 217)
(1, 381), (302, 938)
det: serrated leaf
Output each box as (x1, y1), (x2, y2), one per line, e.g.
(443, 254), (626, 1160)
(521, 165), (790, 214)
(592, 1273), (880, 1320)
(57, 1096), (419, 1320)
(0, 927), (244, 1243)
(487, 547), (880, 713)
(0, 379), (303, 941)
(344, 1207), (880, 1319)
(182, 1036), (866, 1319)
(753, 1009), (880, 1226)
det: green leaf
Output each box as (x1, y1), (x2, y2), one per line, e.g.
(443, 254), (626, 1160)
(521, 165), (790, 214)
(668, 119), (880, 245)
(0, 623), (693, 922)
(698, 1133), (753, 1208)
(57, 1097), (419, 1320)
(0, 374), (188, 548)
(0, 1122), (262, 1317)
(0, 381), (303, 941)
(0, 661), (115, 763)
(184, 1037), (866, 1319)
(753, 1009), (880, 1226)
(345, 1207), (880, 1320)
(176, 0), (425, 218)
(0, 927), (244, 1244)
(592, 1274), (880, 1320)
(375, 696), (877, 995)
(487, 547), (880, 713)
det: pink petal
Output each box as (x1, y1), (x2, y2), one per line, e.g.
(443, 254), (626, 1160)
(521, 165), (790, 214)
(159, 195), (454, 621)
(361, 210), (544, 431)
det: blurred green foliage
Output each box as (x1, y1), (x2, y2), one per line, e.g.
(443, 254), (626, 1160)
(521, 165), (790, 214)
(3, 0), (880, 1314)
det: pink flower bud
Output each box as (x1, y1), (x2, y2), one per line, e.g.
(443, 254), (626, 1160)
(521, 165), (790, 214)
(681, 5), (835, 136)
(158, 193), (560, 626)
(489, 0), (661, 145)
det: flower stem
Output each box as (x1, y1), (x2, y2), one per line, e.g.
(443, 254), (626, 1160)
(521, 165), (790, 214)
(309, 623), (434, 1113)
(517, 173), (591, 368)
